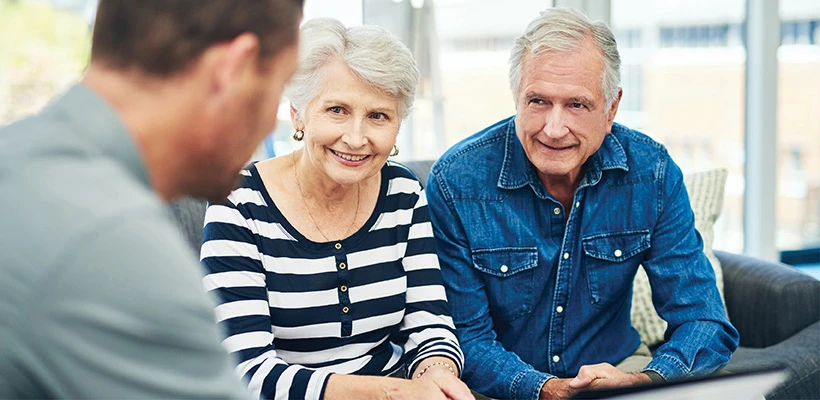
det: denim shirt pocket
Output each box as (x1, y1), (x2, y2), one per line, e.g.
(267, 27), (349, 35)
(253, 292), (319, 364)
(471, 247), (539, 322)
(582, 230), (651, 305)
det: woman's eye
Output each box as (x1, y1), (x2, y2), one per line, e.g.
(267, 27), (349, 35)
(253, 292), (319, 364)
(371, 112), (387, 120)
(329, 106), (343, 114)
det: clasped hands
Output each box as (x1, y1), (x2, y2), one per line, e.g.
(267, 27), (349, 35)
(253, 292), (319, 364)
(540, 363), (652, 400)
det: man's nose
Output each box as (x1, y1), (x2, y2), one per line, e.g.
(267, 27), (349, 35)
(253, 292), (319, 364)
(543, 108), (570, 139)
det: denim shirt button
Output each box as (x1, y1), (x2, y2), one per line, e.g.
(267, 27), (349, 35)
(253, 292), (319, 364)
(556, 306), (564, 313)
(553, 207), (561, 215)
(563, 252), (569, 260)
(500, 265), (509, 273)
(552, 355), (560, 363)
(614, 249), (623, 257)
(575, 201), (580, 208)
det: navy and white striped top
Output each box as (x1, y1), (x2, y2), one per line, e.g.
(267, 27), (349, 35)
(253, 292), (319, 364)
(200, 162), (463, 400)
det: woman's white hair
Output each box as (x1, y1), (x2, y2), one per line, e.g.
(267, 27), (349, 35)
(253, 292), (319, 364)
(509, 8), (621, 107)
(285, 18), (419, 119)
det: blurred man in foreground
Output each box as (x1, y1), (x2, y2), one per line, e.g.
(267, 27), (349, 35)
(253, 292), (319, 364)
(0, 1), (302, 397)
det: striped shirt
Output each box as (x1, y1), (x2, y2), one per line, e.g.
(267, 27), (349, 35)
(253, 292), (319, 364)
(200, 161), (463, 400)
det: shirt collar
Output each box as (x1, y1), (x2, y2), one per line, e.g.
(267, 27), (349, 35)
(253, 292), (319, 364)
(498, 118), (629, 192)
(53, 83), (152, 190)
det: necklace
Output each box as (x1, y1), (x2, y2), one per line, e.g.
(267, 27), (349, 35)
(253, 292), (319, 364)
(292, 153), (360, 242)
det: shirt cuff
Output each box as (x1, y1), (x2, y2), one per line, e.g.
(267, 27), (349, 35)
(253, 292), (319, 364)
(313, 371), (334, 400)
(510, 368), (553, 400)
(643, 354), (690, 381)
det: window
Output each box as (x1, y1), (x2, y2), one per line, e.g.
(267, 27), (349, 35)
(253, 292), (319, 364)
(814, 20), (820, 44)
(659, 24), (731, 48)
(777, 3), (820, 250)
(782, 20), (813, 45)
(619, 64), (643, 112)
(616, 0), (820, 253)
(613, 0), (748, 252)
(616, 29), (642, 48)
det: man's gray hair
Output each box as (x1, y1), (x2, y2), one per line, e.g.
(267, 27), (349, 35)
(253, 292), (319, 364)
(285, 18), (419, 119)
(508, 8), (621, 107)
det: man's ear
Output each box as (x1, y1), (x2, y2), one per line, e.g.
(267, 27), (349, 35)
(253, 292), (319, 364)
(606, 88), (623, 129)
(206, 32), (261, 102)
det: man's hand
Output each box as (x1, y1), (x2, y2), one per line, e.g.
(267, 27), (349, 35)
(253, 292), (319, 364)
(539, 377), (577, 400)
(569, 363), (652, 390)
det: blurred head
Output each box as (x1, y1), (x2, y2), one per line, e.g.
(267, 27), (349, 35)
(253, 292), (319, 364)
(509, 8), (623, 188)
(285, 18), (419, 187)
(91, 0), (303, 78)
(89, 0), (304, 200)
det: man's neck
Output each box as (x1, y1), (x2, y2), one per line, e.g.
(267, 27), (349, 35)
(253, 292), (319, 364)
(539, 170), (583, 214)
(81, 64), (193, 202)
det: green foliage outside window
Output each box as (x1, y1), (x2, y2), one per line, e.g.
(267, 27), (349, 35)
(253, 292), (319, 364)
(0, 0), (91, 123)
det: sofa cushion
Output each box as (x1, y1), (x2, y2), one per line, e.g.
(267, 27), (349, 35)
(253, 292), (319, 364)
(631, 168), (729, 346)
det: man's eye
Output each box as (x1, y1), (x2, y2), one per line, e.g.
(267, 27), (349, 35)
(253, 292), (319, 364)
(571, 103), (584, 109)
(371, 112), (387, 120)
(529, 98), (544, 105)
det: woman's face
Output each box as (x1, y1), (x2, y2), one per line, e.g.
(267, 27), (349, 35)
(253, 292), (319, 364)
(294, 59), (401, 187)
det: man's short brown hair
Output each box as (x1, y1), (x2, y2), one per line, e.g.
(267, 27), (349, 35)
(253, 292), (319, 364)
(90, 0), (304, 77)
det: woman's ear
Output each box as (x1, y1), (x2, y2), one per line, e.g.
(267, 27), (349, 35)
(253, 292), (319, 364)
(290, 104), (304, 131)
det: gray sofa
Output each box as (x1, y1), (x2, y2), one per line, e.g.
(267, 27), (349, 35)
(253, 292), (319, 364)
(169, 159), (820, 400)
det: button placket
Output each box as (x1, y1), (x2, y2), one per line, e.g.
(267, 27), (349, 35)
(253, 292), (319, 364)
(335, 249), (352, 337)
(548, 190), (583, 378)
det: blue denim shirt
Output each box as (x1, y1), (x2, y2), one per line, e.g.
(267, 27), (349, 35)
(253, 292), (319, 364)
(426, 117), (739, 400)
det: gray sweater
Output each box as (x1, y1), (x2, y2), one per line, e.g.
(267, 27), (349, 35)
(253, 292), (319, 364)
(0, 84), (250, 399)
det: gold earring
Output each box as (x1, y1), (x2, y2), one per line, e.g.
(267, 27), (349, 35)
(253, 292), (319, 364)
(293, 130), (304, 141)
(390, 145), (399, 157)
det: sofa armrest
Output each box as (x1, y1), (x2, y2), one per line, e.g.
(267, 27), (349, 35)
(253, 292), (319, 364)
(718, 250), (820, 348)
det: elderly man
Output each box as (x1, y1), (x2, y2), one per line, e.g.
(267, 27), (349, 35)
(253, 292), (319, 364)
(0, 1), (301, 398)
(426, 8), (739, 400)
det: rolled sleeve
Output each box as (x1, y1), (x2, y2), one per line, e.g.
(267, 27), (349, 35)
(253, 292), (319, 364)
(511, 369), (553, 400)
(641, 157), (739, 379)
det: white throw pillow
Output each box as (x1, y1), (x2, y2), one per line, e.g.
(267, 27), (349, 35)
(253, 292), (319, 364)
(630, 168), (728, 347)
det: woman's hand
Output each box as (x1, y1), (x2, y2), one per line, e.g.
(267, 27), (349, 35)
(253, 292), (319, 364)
(415, 366), (475, 400)
(324, 357), (475, 400)
(409, 357), (474, 400)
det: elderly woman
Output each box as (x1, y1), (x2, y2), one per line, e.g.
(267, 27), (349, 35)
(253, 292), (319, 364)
(200, 18), (472, 400)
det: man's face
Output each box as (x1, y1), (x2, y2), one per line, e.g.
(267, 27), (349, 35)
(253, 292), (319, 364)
(197, 42), (299, 201)
(513, 39), (620, 188)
